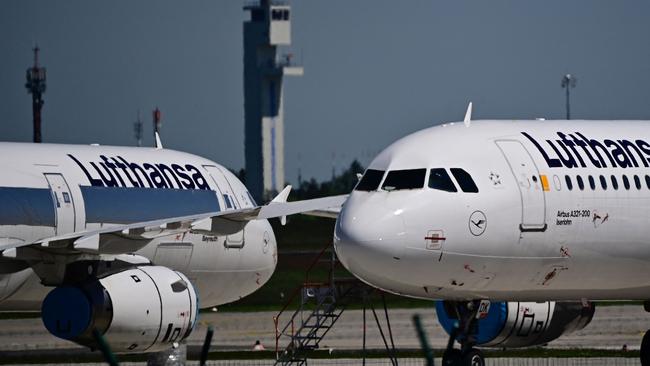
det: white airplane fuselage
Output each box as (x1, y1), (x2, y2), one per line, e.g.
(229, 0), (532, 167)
(335, 120), (650, 302)
(0, 142), (277, 310)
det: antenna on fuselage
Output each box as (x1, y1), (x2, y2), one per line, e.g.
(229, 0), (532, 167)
(463, 102), (473, 127)
(154, 132), (163, 150)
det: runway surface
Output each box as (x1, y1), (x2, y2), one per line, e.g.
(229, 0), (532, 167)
(0, 305), (647, 352)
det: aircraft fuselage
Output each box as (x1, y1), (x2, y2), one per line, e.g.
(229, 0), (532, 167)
(334, 120), (650, 301)
(0, 142), (277, 310)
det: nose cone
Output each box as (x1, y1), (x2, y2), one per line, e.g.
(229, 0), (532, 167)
(334, 193), (406, 284)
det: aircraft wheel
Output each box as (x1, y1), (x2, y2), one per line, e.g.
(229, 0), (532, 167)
(461, 348), (485, 366)
(641, 330), (650, 366)
(442, 349), (461, 365)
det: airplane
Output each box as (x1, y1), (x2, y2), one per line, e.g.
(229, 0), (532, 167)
(0, 137), (345, 354)
(332, 108), (650, 365)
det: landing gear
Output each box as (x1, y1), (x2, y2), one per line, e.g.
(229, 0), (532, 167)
(641, 329), (650, 366)
(636, 302), (650, 365)
(441, 301), (486, 366)
(461, 349), (485, 366)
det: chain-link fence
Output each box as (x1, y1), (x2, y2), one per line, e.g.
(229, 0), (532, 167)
(201, 358), (640, 366)
(11, 358), (640, 366)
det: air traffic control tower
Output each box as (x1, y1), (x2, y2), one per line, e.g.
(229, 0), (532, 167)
(243, 0), (303, 202)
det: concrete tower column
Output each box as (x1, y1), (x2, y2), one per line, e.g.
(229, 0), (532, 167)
(243, 0), (303, 202)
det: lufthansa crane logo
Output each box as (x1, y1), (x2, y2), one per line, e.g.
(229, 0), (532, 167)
(469, 211), (487, 236)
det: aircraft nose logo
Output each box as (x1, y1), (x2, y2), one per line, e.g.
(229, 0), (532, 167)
(469, 210), (487, 236)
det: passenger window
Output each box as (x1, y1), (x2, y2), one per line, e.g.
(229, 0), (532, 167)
(646, 175), (650, 189)
(588, 176), (595, 190)
(553, 175), (561, 191)
(565, 175), (573, 191)
(450, 168), (478, 193)
(428, 169), (457, 192)
(634, 175), (641, 190)
(576, 176), (584, 191)
(382, 169), (426, 191)
(599, 175), (607, 190)
(611, 175), (619, 190)
(623, 175), (630, 190)
(355, 169), (385, 191)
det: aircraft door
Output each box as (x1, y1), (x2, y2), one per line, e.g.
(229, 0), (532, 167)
(495, 141), (547, 232)
(203, 165), (241, 210)
(44, 173), (76, 234)
(203, 165), (245, 248)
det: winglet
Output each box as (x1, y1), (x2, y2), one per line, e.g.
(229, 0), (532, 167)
(155, 132), (163, 149)
(463, 102), (473, 127)
(270, 185), (292, 225)
(271, 185), (292, 204)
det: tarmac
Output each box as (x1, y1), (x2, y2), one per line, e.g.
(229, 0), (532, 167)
(0, 305), (647, 353)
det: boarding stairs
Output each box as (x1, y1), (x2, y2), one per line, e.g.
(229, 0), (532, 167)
(273, 243), (397, 366)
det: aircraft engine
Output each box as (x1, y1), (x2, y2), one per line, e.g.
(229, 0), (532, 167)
(41, 265), (198, 353)
(436, 300), (594, 348)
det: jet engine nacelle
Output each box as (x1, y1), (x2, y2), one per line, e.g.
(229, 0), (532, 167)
(41, 266), (198, 353)
(436, 301), (594, 348)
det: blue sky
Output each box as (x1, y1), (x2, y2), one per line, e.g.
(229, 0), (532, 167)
(2, 1), (649, 183)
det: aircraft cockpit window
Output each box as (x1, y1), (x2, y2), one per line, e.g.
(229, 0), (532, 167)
(382, 169), (427, 191)
(450, 168), (479, 193)
(428, 169), (457, 192)
(247, 192), (257, 207)
(355, 169), (385, 191)
(223, 194), (233, 209)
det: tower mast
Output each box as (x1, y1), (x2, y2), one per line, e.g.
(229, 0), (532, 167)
(25, 46), (47, 143)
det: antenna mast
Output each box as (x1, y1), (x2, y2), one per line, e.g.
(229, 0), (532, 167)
(25, 46), (47, 143)
(561, 74), (577, 120)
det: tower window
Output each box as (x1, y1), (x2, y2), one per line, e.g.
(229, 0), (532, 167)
(271, 9), (283, 20)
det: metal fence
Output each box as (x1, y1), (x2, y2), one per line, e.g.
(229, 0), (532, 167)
(12, 358), (640, 366)
(204, 359), (640, 366)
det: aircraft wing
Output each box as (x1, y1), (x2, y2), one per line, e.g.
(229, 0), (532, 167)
(0, 186), (347, 255)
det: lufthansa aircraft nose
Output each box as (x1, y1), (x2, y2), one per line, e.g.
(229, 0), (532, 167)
(334, 194), (406, 280)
